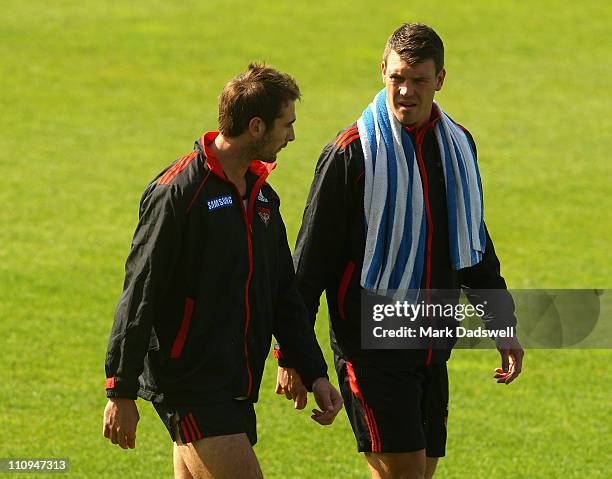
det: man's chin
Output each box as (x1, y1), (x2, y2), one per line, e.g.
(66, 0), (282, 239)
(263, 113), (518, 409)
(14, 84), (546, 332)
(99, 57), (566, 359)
(392, 110), (415, 126)
(258, 155), (277, 164)
(403, 114), (420, 126)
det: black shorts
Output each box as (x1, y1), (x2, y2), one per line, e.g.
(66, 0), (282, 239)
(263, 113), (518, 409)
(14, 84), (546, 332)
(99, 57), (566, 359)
(153, 400), (257, 446)
(335, 355), (449, 457)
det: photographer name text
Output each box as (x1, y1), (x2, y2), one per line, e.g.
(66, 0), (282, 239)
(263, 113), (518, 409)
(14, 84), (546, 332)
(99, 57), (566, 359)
(372, 326), (515, 339)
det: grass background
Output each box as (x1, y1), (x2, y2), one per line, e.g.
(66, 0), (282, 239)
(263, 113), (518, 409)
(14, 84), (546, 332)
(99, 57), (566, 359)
(1, 0), (611, 477)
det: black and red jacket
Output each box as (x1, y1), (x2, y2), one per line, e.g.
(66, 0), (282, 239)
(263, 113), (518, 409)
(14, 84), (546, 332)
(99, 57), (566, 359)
(105, 131), (327, 404)
(283, 110), (517, 368)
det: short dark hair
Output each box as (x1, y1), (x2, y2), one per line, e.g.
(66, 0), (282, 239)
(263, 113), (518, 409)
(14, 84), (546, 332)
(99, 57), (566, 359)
(383, 23), (444, 73)
(218, 63), (300, 138)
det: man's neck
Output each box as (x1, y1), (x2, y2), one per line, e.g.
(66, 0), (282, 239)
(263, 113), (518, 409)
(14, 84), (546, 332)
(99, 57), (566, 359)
(210, 134), (251, 194)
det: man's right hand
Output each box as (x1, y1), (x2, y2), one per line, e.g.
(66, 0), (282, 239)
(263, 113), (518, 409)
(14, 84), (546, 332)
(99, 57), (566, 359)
(275, 366), (308, 410)
(103, 398), (139, 449)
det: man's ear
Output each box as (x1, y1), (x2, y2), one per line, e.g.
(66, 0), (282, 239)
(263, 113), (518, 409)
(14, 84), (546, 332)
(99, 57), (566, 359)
(248, 117), (266, 138)
(435, 68), (446, 91)
(381, 60), (387, 85)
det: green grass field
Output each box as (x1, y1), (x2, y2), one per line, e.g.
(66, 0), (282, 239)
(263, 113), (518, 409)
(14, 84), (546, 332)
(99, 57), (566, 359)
(1, 1), (611, 477)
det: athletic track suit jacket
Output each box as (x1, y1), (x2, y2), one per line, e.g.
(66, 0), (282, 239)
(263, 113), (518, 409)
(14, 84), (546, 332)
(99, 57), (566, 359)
(105, 131), (327, 405)
(280, 109), (517, 368)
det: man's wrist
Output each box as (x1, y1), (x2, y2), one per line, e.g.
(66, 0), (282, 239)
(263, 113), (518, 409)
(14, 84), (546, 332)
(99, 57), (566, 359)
(106, 390), (138, 400)
(311, 376), (328, 390)
(108, 396), (135, 403)
(495, 335), (521, 349)
(278, 357), (296, 368)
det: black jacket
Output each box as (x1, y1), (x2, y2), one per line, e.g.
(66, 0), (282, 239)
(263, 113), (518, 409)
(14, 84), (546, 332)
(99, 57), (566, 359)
(105, 131), (327, 405)
(284, 111), (516, 367)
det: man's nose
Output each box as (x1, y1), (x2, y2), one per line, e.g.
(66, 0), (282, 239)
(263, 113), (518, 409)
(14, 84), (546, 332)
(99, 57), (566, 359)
(287, 126), (295, 142)
(399, 83), (414, 96)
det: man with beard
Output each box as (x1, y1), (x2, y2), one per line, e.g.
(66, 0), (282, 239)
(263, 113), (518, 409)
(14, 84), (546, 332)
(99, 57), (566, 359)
(103, 63), (342, 479)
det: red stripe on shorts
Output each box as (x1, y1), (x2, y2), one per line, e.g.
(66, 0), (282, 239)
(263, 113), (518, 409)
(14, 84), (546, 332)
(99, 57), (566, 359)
(183, 416), (196, 443)
(180, 419), (192, 443)
(188, 412), (203, 441)
(346, 361), (381, 452)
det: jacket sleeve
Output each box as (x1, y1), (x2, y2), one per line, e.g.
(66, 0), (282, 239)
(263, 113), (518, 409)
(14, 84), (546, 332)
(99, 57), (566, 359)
(459, 224), (518, 331)
(105, 184), (183, 399)
(272, 210), (328, 391)
(294, 143), (349, 322)
(457, 130), (517, 332)
(276, 143), (349, 368)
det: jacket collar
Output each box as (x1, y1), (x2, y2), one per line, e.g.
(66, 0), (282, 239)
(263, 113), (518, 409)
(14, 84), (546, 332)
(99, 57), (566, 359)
(196, 131), (276, 180)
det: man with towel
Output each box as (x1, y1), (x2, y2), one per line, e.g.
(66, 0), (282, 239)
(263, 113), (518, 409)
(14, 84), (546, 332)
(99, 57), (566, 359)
(275, 23), (524, 478)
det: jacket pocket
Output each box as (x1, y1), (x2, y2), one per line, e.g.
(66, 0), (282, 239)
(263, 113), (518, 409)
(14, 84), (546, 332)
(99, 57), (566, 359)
(170, 297), (195, 359)
(337, 261), (356, 320)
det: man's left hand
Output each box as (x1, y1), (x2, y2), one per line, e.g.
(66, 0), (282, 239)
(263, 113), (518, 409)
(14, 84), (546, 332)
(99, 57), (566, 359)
(311, 377), (343, 426)
(494, 336), (524, 385)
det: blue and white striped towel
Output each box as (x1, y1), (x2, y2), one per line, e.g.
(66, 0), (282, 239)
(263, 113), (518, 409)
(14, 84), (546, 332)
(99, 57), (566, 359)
(357, 88), (486, 295)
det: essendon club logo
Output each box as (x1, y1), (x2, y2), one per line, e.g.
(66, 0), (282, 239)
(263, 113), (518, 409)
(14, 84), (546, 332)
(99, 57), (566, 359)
(256, 206), (271, 226)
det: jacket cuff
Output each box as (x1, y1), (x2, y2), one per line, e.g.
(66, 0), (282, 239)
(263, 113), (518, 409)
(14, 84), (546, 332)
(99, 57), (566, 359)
(273, 345), (328, 391)
(483, 315), (517, 331)
(274, 343), (296, 368)
(301, 370), (329, 393)
(105, 376), (138, 400)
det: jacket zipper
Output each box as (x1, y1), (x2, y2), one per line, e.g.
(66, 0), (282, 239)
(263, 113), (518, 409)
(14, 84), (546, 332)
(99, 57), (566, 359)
(414, 129), (434, 365)
(228, 173), (270, 398)
(229, 183), (254, 397)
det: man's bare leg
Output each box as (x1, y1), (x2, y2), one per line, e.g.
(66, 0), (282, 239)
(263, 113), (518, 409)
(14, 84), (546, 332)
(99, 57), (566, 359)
(173, 442), (193, 479)
(174, 432), (263, 479)
(172, 414), (262, 479)
(365, 449), (427, 479)
(425, 457), (438, 479)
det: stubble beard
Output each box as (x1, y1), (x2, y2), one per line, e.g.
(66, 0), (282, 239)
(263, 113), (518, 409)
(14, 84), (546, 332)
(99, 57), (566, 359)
(247, 134), (276, 163)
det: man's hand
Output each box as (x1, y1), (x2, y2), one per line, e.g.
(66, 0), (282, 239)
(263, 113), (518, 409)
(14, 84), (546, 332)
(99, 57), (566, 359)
(494, 337), (524, 385)
(103, 398), (139, 449)
(275, 366), (308, 410)
(311, 377), (343, 426)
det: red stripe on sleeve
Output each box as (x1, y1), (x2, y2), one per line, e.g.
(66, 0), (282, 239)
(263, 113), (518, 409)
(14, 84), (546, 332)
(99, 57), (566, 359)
(340, 132), (360, 149)
(158, 151), (198, 185)
(334, 126), (358, 146)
